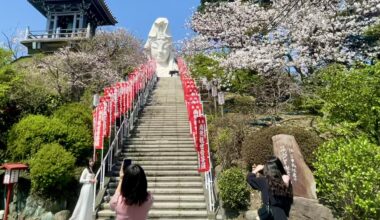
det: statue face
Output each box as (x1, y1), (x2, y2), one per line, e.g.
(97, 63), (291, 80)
(151, 39), (171, 64)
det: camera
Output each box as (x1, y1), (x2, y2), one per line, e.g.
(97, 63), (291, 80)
(123, 159), (132, 169)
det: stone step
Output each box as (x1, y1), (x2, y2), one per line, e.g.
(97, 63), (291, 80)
(136, 125), (190, 129)
(107, 188), (204, 196)
(114, 165), (199, 171)
(126, 138), (193, 142)
(127, 160), (198, 166)
(150, 194), (206, 202)
(135, 126), (189, 130)
(97, 207), (208, 218)
(132, 133), (191, 137)
(125, 141), (194, 145)
(131, 133), (191, 137)
(134, 130), (190, 133)
(140, 111), (187, 113)
(126, 136), (193, 140)
(96, 217), (208, 220)
(122, 152), (197, 157)
(111, 176), (202, 182)
(138, 120), (189, 123)
(144, 106), (187, 108)
(149, 210), (208, 218)
(139, 114), (187, 117)
(101, 201), (207, 210)
(132, 134), (192, 138)
(98, 210), (208, 218)
(124, 156), (197, 161)
(135, 123), (190, 127)
(123, 147), (195, 152)
(125, 144), (195, 148)
(109, 181), (203, 188)
(140, 112), (188, 115)
(112, 170), (199, 176)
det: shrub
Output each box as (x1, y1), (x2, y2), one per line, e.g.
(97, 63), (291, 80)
(53, 103), (92, 130)
(7, 114), (92, 162)
(242, 126), (322, 169)
(224, 94), (255, 114)
(53, 102), (93, 163)
(64, 125), (92, 163)
(208, 114), (252, 168)
(30, 143), (75, 195)
(314, 137), (380, 219)
(7, 115), (68, 160)
(215, 128), (235, 168)
(218, 167), (250, 210)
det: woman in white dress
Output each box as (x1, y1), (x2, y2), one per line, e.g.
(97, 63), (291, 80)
(70, 158), (96, 220)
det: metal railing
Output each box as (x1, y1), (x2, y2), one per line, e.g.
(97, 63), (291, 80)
(25, 27), (90, 40)
(204, 115), (216, 213)
(177, 57), (217, 214)
(92, 74), (157, 213)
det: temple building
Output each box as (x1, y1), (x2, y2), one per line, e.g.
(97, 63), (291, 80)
(21, 0), (117, 54)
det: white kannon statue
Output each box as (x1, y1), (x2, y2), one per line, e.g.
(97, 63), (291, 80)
(144, 18), (178, 77)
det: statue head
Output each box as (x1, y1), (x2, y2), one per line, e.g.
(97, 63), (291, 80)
(144, 18), (173, 65)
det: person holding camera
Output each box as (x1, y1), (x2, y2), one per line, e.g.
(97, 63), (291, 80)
(247, 156), (293, 220)
(110, 161), (153, 220)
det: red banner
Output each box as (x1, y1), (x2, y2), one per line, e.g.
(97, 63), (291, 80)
(196, 116), (210, 172)
(93, 60), (157, 159)
(188, 103), (203, 136)
(93, 103), (104, 150)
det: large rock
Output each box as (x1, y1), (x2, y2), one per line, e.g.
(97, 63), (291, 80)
(272, 134), (317, 199)
(54, 210), (71, 220)
(41, 212), (54, 220)
(244, 210), (258, 220)
(289, 197), (334, 220)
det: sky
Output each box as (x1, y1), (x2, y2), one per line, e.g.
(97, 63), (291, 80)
(0, 0), (200, 44)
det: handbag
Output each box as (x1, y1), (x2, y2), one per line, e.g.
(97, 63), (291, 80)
(258, 204), (273, 220)
(258, 185), (274, 220)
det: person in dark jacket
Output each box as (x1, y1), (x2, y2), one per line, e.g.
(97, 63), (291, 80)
(247, 156), (293, 220)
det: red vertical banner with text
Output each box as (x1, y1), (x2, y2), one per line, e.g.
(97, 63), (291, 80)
(188, 103), (203, 137)
(196, 116), (210, 172)
(93, 103), (104, 150)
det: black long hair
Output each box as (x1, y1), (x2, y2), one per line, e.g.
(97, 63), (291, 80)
(264, 156), (293, 200)
(86, 158), (94, 174)
(121, 164), (149, 206)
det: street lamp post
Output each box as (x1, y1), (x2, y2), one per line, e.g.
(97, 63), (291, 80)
(218, 91), (225, 117)
(211, 79), (218, 115)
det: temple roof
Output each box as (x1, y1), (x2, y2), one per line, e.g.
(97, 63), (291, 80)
(27, 0), (117, 26)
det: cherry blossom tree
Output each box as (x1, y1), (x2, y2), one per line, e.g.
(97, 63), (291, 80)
(38, 28), (146, 101)
(79, 28), (146, 76)
(186, 0), (380, 76)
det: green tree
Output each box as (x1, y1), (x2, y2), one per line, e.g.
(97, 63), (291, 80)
(229, 69), (259, 94)
(314, 137), (380, 219)
(0, 48), (12, 67)
(316, 63), (380, 144)
(187, 54), (224, 80)
(0, 65), (21, 155)
(29, 143), (75, 195)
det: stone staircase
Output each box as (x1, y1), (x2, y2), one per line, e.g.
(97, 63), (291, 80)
(96, 77), (209, 220)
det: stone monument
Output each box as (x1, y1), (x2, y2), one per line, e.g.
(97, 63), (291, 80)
(271, 134), (317, 199)
(144, 18), (178, 77)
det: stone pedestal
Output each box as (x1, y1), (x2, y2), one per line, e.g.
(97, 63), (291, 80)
(272, 134), (317, 199)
